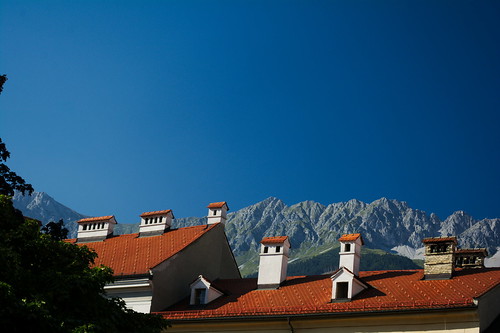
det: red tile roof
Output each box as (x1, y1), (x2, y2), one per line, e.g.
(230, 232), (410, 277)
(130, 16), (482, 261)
(339, 233), (363, 243)
(140, 210), (172, 217)
(261, 236), (289, 244)
(159, 268), (500, 320)
(66, 224), (218, 276)
(77, 216), (115, 223)
(207, 202), (229, 209)
(422, 237), (457, 244)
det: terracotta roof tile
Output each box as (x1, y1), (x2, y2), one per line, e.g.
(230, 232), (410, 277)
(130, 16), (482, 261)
(207, 202), (229, 209)
(65, 224), (218, 276)
(422, 236), (457, 244)
(77, 216), (115, 223)
(339, 233), (363, 244)
(140, 210), (172, 217)
(159, 268), (500, 320)
(261, 236), (289, 244)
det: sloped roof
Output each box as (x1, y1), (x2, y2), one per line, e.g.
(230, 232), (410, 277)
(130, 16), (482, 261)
(65, 224), (218, 276)
(77, 216), (115, 223)
(422, 236), (457, 244)
(207, 202), (229, 209)
(261, 236), (289, 244)
(339, 233), (363, 243)
(140, 209), (173, 217)
(160, 268), (500, 320)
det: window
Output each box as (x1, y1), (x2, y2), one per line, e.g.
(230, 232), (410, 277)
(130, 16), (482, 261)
(159, 216), (163, 222)
(155, 217), (158, 223)
(263, 246), (269, 253)
(83, 224), (87, 231)
(336, 282), (349, 299)
(276, 246), (281, 253)
(344, 244), (351, 252)
(194, 288), (206, 305)
(213, 210), (217, 216)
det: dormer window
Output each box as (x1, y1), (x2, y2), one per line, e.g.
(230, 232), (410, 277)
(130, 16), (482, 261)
(189, 275), (223, 306)
(194, 289), (206, 305)
(336, 282), (349, 299)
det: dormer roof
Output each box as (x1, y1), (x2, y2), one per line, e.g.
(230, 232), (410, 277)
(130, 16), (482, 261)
(339, 233), (364, 244)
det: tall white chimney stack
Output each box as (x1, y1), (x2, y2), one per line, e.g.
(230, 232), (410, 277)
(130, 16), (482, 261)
(257, 236), (291, 289)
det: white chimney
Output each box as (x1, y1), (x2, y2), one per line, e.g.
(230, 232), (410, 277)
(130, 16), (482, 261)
(76, 216), (117, 242)
(139, 209), (174, 237)
(338, 233), (364, 276)
(257, 236), (291, 289)
(207, 202), (229, 225)
(331, 233), (367, 302)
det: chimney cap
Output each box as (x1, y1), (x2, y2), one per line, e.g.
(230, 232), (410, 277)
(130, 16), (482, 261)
(261, 236), (290, 245)
(77, 216), (117, 224)
(456, 248), (488, 256)
(422, 236), (457, 244)
(207, 202), (229, 210)
(140, 209), (174, 218)
(339, 233), (364, 244)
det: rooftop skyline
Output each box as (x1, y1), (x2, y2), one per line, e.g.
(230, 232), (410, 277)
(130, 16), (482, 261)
(1, 1), (499, 222)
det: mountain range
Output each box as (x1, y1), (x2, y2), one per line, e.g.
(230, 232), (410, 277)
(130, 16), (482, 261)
(12, 192), (500, 276)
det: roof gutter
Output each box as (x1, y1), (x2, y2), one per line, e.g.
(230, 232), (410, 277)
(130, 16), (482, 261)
(162, 304), (478, 323)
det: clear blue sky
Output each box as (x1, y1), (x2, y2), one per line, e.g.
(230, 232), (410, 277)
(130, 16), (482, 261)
(1, 1), (499, 222)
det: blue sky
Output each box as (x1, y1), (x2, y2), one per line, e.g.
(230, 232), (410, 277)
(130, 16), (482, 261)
(1, 1), (499, 222)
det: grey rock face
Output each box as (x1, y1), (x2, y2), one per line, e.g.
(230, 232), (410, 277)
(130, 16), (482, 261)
(12, 191), (89, 237)
(12, 193), (500, 261)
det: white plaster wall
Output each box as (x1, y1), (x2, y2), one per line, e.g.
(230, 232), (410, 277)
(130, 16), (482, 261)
(77, 221), (115, 239)
(477, 283), (500, 332)
(257, 252), (288, 286)
(105, 283), (153, 313)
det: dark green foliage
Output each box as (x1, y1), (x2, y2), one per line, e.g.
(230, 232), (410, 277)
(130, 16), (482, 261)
(41, 219), (69, 241)
(286, 247), (420, 277)
(0, 138), (34, 196)
(0, 195), (168, 332)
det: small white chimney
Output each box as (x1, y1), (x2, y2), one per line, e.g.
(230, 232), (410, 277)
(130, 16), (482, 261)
(139, 209), (174, 237)
(207, 202), (229, 225)
(331, 233), (367, 301)
(257, 236), (291, 289)
(76, 216), (117, 242)
(338, 233), (363, 276)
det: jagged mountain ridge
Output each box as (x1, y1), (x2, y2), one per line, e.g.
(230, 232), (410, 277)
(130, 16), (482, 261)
(12, 191), (89, 236)
(12, 192), (499, 268)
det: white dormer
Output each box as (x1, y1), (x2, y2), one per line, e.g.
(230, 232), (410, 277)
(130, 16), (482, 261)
(77, 215), (117, 242)
(139, 209), (174, 237)
(207, 202), (229, 225)
(257, 236), (291, 289)
(189, 275), (223, 305)
(338, 233), (364, 276)
(331, 267), (368, 302)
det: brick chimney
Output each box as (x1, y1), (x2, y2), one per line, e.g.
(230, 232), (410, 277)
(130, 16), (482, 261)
(422, 236), (457, 279)
(139, 209), (174, 237)
(257, 236), (291, 289)
(207, 202), (229, 225)
(76, 216), (117, 242)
